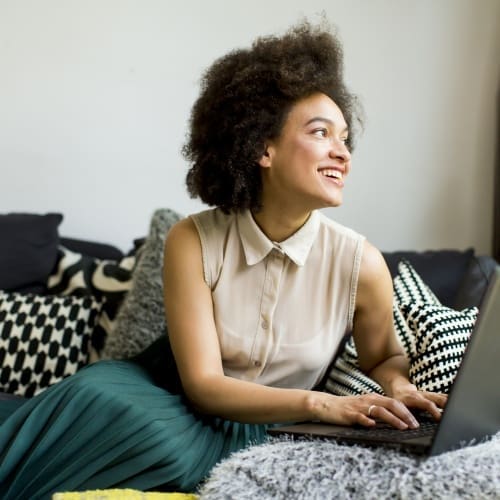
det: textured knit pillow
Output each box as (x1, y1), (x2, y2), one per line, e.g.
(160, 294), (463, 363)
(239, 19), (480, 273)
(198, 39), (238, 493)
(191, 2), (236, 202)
(47, 246), (140, 356)
(0, 290), (101, 397)
(326, 260), (478, 396)
(101, 208), (183, 360)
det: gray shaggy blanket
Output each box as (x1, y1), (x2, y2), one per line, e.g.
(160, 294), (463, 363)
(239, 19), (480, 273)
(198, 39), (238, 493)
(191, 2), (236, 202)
(199, 433), (500, 499)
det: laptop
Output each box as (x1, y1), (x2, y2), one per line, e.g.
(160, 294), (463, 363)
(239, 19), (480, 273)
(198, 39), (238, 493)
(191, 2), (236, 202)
(268, 266), (500, 456)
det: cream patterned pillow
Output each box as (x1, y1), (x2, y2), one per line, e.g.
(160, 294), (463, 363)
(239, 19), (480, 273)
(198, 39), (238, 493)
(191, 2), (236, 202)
(47, 246), (139, 356)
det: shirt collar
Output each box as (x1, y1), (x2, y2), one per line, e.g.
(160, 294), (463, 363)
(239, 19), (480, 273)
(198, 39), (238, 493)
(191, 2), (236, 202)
(237, 210), (320, 267)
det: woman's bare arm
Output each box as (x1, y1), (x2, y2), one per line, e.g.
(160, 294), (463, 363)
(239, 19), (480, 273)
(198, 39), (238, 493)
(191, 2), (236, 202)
(353, 240), (447, 421)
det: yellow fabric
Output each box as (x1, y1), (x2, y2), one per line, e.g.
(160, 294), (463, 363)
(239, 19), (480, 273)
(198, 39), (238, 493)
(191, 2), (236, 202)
(52, 490), (198, 500)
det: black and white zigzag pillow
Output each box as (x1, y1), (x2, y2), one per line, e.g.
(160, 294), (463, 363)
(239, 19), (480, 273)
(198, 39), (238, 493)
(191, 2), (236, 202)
(401, 301), (477, 393)
(392, 259), (440, 306)
(325, 336), (385, 396)
(0, 290), (101, 397)
(326, 260), (478, 396)
(47, 246), (139, 357)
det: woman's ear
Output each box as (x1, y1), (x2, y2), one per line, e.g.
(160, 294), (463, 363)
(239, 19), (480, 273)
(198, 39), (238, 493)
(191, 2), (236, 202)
(258, 145), (273, 168)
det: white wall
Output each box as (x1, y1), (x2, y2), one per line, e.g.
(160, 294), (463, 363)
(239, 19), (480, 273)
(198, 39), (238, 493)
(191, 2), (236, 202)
(1, 0), (499, 253)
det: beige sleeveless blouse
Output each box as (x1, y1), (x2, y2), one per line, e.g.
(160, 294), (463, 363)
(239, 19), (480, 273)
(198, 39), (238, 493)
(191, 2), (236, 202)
(191, 208), (365, 390)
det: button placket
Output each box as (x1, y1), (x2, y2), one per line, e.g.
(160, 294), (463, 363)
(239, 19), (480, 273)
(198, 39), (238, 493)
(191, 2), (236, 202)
(263, 250), (285, 364)
(249, 250), (284, 374)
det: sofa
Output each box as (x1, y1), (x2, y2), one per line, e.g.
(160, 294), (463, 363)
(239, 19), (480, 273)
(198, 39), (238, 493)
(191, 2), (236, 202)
(0, 210), (499, 498)
(0, 212), (144, 402)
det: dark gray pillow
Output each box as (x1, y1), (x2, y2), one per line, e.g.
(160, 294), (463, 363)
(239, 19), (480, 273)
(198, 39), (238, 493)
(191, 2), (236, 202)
(101, 208), (183, 360)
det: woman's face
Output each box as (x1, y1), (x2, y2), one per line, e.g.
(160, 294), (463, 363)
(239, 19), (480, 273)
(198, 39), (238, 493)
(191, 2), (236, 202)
(260, 92), (351, 212)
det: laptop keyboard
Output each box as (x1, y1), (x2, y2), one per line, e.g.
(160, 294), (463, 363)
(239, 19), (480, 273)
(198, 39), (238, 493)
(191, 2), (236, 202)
(361, 421), (436, 439)
(329, 420), (437, 442)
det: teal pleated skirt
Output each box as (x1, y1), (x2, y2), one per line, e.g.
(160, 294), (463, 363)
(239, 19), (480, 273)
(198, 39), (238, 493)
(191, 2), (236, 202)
(0, 360), (269, 499)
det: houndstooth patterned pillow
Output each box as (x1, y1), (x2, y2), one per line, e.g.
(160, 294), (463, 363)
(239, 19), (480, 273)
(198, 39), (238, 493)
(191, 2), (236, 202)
(326, 260), (478, 396)
(0, 290), (102, 397)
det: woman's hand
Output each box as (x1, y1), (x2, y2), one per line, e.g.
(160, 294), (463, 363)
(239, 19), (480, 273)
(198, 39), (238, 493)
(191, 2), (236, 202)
(310, 392), (422, 430)
(389, 382), (447, 421)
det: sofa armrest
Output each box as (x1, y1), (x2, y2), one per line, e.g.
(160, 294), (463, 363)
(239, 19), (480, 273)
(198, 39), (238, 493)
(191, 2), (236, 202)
(454, 255), (498, 309)
(382, 248), (475, 307)
(59, 237), (124, 261)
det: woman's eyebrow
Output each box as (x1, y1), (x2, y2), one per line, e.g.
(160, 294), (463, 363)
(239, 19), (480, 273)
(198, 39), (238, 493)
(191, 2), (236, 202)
(304, 117), (348, 133)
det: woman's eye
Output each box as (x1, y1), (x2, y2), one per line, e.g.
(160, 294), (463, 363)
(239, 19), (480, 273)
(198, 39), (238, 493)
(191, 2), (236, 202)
(313, 128), (328, 138)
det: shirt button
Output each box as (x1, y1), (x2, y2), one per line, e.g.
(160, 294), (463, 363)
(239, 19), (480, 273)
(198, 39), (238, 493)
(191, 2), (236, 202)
(261, 320), (269, 330)
(253, 360), (262, 367)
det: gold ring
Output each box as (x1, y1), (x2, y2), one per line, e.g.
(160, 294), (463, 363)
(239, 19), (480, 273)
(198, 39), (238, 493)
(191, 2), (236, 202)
(368, 405), (376, 417)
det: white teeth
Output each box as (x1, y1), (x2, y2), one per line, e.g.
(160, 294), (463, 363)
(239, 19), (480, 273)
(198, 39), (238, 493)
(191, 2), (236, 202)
(320, 169), (343, 180)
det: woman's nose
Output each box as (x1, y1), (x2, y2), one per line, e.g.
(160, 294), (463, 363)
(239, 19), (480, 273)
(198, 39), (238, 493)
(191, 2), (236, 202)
(329, 139), (351, 162)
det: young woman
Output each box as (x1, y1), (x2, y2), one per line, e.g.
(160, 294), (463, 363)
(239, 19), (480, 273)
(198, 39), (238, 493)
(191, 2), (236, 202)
(164, 21), (446, 429)
(0, 21), (446, 498)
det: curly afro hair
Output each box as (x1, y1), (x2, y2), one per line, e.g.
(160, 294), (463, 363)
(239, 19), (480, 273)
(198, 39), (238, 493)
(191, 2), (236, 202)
(183, 20), (363, 213)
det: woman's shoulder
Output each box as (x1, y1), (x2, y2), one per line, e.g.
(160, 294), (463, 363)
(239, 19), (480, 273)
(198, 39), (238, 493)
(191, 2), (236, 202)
(189, 207), (235, 228)
(167, 208), (235, 239)
(316, 211), (365, 243)
(187, 208), (237, 243)
(181, 208), (239, 288)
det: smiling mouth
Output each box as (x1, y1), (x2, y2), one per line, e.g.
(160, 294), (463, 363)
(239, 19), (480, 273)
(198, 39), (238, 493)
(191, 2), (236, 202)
(319, 169), (343, 181)
(318, 168), (344, 189)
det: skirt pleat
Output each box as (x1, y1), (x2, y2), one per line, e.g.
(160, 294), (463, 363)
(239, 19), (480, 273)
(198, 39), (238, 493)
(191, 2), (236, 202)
(0, 360), (269, 499)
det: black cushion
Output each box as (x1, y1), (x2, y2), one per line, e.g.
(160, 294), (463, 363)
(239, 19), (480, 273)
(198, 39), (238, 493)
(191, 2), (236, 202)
(454, 255), (499, 309)
(130, 335), (183, 394)
(0, 213), (63, 291)
(382, 248), (475, 307)
(60, 237), (124, 261)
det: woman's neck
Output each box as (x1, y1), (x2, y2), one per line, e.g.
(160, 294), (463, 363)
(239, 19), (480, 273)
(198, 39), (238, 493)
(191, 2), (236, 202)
(251, 207), (312, 243)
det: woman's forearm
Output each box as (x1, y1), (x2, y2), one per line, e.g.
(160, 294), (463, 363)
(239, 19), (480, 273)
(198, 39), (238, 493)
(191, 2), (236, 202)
(183, 374), (323, 424)
(367, 353), (415, 397)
